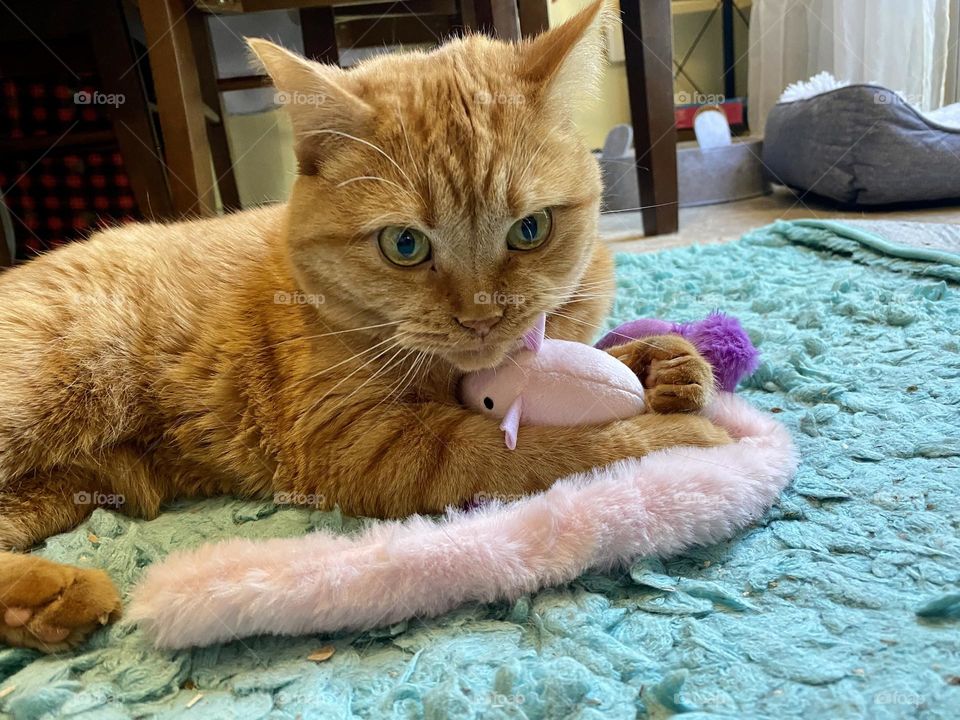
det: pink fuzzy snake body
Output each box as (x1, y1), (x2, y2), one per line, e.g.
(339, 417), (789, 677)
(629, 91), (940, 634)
(128, 393), (797, 649)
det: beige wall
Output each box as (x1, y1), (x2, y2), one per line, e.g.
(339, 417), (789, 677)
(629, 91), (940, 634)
(548, 0), (631, 149)
(224, 107), (297, 207)
(553, 0), (751, 149)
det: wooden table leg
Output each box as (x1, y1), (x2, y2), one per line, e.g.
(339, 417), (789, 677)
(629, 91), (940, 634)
(620, 0), (678, 236)
(139, 0), (218, 217)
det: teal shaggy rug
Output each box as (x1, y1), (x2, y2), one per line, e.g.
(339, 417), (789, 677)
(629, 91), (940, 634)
(2, 219), (958, 719)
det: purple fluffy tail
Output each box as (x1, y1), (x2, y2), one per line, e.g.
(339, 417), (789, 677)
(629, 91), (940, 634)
(677, 312), (760, 392)
(597, 312), (760, 392)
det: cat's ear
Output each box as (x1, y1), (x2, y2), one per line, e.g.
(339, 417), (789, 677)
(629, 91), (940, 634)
(246, 38), (373, 173)
(517, 0), (614, 109)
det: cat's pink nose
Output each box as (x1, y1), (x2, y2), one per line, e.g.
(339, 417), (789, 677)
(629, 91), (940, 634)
(456, 315), (502, 338)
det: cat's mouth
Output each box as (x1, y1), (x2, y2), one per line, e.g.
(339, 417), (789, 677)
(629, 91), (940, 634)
(406, 324), (532, 371)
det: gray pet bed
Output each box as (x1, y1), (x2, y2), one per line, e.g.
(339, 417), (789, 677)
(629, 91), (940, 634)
(763, 84), (960, 205)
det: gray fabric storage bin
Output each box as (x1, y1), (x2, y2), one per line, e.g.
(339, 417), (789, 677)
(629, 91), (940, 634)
(598, 125), (770, 212)
(763, 85), (960, 205)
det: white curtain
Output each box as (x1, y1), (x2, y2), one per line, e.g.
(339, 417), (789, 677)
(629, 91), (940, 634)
(947, 0), (960, 104)
(748, 0), (955, 132)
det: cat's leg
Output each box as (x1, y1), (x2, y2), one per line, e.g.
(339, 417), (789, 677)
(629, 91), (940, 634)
(0, 475), (123, 652)
(285, 399), (731, 519)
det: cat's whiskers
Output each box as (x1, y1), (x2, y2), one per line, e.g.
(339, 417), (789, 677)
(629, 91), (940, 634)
(306, 129), (423, 204)
(295, 331), (407, 388)
(512, 123), (562, 189)
(544, 284), (615, 306)
(267, 320), (404, 350)
(563, 287), (617, 298)
(324, 340), (412, 415)
(302, 332), (411, 415)
(560, 299), (613, 309)
(337, 176), (412, 196)
(381, 349), (421, 401)
(377, 348), (427, 410)
(565, 292), (616, 300)
(561, 293), (616, 305)
(504, 352), (524, 372)
(546, 278), (614, 294)
(548, 310), (661, 351)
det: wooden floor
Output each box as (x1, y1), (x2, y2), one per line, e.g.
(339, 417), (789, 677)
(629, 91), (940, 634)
(600, 187), (960, 253)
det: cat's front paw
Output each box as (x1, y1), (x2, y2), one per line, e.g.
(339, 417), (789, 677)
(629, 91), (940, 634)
(644, 350), (715, 414)
(0, 553), (121, 652)
(609, 335), (715, 414)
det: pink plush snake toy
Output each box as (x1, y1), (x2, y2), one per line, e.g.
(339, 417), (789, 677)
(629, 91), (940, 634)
(128, 313), (792, 650)
(460, 311), (760, 449)
(460, 313), (647, 449)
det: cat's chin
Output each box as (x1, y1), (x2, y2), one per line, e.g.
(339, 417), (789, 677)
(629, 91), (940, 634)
(443, 345), (514, 372)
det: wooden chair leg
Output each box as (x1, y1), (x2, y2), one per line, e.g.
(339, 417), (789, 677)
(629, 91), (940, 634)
(620, 0), (678, 236)
(301, 6), (340, 65)
(0, 201), (13, 267)
(188, 7), (241, 211)
(90, 0), (174, 220)
(139, 0), (218, 217)
(517, 0), (548, 37)
(462, 0), (521, 40)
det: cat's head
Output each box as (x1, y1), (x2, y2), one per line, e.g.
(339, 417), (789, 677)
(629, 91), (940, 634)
(250, 1), (612, 371)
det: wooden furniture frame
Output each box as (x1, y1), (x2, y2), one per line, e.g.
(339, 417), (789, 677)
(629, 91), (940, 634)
(620, 0), (678, 235)
(140, 0), (678, 235)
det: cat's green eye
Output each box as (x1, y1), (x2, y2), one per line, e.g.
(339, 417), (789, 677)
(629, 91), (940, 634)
(507, 209), (553, 251)
(378, 226), (431, 267)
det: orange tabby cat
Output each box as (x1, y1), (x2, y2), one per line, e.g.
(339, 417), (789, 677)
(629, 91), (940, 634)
(0, 0), (729, 652)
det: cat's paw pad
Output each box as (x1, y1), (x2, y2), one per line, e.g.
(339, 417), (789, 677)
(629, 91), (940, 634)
(0, 555), (121, 652)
